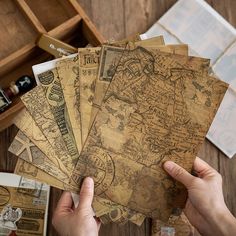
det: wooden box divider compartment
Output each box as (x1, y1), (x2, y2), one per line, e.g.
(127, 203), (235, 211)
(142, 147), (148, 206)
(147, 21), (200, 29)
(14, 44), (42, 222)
(0, 0), (105, 131)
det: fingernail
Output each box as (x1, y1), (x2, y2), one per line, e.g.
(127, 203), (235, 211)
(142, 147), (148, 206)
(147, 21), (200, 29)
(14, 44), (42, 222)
(164, 161), (174, 171)
(83, 177), (94, 187)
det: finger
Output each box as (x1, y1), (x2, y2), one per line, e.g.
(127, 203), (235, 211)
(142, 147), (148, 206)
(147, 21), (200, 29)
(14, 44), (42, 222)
(163, 161), (195, 188)
(56, 191), (73, 212)
(77, 177), (94, 210)
(194, 157), (216, 177)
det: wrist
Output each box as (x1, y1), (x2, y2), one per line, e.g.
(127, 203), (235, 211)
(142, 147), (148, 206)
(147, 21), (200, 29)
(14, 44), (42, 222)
(210, 207), (236, 236)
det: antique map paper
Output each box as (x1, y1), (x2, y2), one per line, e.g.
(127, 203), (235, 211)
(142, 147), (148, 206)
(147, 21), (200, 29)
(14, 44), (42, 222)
(91, 38), (166, 127)
(10, 33), (228, 226)
(151, 213), (194, 236)
(92, 196), (145, 225)
(129, 36), (165, 49)
(72, 47), (228, 220)
(13, 109), (69, 179)
(56, 56), (82, 152)
(78, 47), (101, 143)
(90, 42), (187, 127)
(142, 0), (236, 158)
(14, 159), (73, 191)
(37, 68), (80, 164)
(90, 46), (125, 127)
(8, 130), (69, 183)
(55, 52), (145, 224)
(21, 86), (74, 171)
(57, 51), (148, 224)
(12, 109), (142, 223)
(99, 207), (145, 226)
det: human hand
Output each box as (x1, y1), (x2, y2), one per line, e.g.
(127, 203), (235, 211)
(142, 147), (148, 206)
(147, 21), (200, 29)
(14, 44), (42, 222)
(52, 177), (100, 236)
(163, 157), (236, 236)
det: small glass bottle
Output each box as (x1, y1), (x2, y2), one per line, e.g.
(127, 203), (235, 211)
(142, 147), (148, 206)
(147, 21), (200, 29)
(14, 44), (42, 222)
(0, 75), (34, 112)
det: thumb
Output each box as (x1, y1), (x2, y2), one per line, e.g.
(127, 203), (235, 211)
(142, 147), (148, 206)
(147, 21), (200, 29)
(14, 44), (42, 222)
(163, 161), (195, 188)
(78, 177), (94, 210)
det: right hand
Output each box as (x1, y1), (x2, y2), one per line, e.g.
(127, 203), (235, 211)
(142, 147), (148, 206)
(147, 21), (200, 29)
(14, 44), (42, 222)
(163, 157), (236, 236)
(52, 177), (100, 236)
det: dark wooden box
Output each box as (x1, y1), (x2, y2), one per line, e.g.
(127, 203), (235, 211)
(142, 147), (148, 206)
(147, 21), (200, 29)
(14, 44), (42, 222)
(0, 0), (105, 131)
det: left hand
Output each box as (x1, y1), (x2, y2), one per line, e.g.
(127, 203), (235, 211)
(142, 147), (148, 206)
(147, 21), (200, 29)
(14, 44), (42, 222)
(52, 177), (101, 236)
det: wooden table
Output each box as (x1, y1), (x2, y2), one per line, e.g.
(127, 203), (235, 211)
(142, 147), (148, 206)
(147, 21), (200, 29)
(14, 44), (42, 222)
(0, 0), (235, 235)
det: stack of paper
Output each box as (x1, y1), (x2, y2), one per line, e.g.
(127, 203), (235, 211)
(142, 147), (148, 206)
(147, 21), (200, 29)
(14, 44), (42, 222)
(141, 0), (236, 158)
(8, 35), (227, 225)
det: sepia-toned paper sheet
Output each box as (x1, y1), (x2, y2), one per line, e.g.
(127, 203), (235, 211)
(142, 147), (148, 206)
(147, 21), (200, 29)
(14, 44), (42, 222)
(13, 109), (69, 179)
(37, 68), (80, 165)
(78, 47), (101, 143)
(90, 37), (166, 128)
(78, 40), (169, 223)
(19, 32), (227, 224)
(21, 86), (74, 171)
(14, 159), (76, 191)
(55, 52), (145, 225)
(152, 212), (194, 236)
(141, 0), (236, 158)
(108, 34), (141, 48)
(56, 56), (82, 152)
(72, 189), (145, 226)
(99, 207), (145, 226)
(12, 113), (78, 191)
(72, 47), (228, 220)
(55, 54), (142, 225)
(144, 44), (188, 55)
(130, 36), (165, 48)
(92, 196), (145, 225)
(9, 130), (69, 181)
(90, 45), (125, 127)
(90, 43), (188, 128)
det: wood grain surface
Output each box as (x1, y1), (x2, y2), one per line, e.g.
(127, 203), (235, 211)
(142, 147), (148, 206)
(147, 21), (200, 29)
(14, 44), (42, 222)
(0, 0), (235, 235)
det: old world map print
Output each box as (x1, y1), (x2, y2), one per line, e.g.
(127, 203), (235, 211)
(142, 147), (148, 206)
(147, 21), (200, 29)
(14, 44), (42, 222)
(72, 47), (228, 220)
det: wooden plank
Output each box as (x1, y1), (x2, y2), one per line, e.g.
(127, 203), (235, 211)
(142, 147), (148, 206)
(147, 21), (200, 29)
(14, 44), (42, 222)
(15, 0), (47, 33)
(219, 151), (236, 217)
(0, 101), (24, 132)
(0, 125), (18, 171)
(123, 0), (177, 37)
(69, 0), (105, 44)
(77, 0), (123, 41)
(25, 0), (78, 31)
(0, 0), (38, 60)
(198, 139), (220, 171)
(90, 0), (125, 40)
(206, 0), (236, 27)
(0, 43), (36, 78)
(48, 15), (82, 39)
